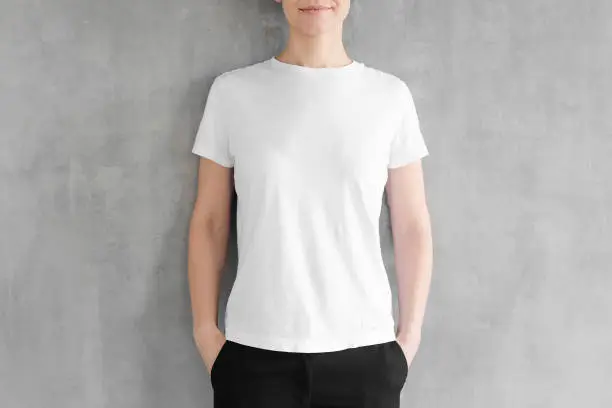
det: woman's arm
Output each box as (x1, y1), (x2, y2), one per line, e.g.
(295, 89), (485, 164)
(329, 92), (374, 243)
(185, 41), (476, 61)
(188, 157), (234, 373)
(386, 159), (433, 367)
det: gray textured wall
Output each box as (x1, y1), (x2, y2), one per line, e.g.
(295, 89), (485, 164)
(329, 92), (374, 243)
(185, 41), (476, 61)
(1, 0), (611, 407)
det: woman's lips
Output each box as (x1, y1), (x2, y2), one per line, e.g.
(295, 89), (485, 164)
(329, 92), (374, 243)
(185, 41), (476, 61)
(299, 7), (333, 14)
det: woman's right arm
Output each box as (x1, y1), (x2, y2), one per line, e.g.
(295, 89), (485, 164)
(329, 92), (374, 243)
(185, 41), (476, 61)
(188, 157), (234, 374)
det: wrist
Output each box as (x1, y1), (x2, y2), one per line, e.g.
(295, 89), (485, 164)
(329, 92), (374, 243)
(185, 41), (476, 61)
(193, 322), (221, 338)
(397, 324), (422, 341)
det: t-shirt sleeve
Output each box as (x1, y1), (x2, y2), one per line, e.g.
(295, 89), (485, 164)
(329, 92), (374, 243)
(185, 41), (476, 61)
(191, 76), (234, 168)
(387, 81), (429, 169)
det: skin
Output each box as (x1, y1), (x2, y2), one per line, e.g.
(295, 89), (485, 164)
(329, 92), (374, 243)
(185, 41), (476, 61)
(189, 0), (433, 376)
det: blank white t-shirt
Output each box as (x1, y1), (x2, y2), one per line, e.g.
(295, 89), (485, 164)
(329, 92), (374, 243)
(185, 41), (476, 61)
(192, 56), (429, 353)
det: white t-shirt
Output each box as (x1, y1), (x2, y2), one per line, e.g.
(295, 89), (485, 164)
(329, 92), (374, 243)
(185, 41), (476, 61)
(192, 56), (429, 353)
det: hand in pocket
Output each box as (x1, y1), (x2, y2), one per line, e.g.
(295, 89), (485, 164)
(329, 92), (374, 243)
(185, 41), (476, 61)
(395, 331), (421, 370)
(193, 327), (227, 376)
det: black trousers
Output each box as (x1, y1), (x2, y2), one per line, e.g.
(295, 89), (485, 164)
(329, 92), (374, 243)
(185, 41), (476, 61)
(210, 339), (409, 408)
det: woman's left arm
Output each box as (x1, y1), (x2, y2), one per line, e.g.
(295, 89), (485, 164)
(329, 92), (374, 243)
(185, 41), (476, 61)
(386, 159), (434, 367)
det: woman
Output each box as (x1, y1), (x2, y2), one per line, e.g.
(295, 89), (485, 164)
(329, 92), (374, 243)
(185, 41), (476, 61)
(188, 1), (433, 406)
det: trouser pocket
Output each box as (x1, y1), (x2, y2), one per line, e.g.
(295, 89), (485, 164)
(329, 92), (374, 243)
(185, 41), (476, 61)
(210, 340), (233, 386)
(389, 340), (409, 382)
(314, 341), (408, 393)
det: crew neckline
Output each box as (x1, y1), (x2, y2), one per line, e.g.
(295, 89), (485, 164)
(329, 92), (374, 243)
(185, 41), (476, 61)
(269, 56), (362, 73)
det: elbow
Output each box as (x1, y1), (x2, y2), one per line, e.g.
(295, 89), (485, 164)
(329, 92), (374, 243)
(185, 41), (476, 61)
(190, 208), (229, 237)
(392, 210), (431, 241)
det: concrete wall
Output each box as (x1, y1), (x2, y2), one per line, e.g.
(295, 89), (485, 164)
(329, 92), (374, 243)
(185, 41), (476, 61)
(1, 0), (610, 407)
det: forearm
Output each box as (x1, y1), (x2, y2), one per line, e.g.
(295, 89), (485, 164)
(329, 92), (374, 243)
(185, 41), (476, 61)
(393, 217), (433, 337)
(188, 215), (229, 337)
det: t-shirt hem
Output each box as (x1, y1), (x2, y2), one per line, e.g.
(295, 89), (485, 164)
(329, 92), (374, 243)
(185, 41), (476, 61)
(191, 146), (234, 168)
(388, 150), (430, 169)
(224, 326), (398, 353)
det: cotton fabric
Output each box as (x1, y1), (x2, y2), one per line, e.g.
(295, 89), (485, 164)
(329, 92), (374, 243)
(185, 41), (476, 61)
(192, 56), (429, 353)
